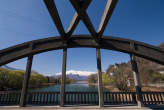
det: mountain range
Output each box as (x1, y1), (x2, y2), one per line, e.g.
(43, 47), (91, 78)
(52, 70), (96, 80)
(52, 73), (88, 80)
(0, 65), (95, 80)
(1, 65), (20, 70)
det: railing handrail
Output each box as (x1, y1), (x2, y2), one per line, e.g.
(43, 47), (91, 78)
(0, 91), (164, 106)
(1, 91), (164, 93)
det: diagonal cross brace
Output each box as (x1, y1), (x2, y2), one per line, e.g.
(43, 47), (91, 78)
(70, 0), (100, 44)
(44, 0), (91, 42)
(67, 0), (92, 38)
(45, 0), (117, 44)
(70, 0), (118, 44)
(44, 0), (66, 40)
(98, 0), (118, 38)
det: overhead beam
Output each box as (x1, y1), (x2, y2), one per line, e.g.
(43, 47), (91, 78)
(0, 35), (164, 66)
(98, 0), (118, 38)
(44, 0), (66, 39)
(69, 0), (99, 43)
(67, 0), (92, 38)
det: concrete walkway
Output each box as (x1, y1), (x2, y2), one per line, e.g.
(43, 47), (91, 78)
(0, 105), (163, 110)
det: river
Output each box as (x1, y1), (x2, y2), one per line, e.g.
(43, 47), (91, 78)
(32, 81), (109, 92)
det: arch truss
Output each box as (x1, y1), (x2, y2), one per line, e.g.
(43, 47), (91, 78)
(0, 0), (164, 108)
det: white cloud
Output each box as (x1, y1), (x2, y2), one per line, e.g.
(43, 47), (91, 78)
(55, 70), (97, 76)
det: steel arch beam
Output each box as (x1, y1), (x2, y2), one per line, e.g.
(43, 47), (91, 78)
(0, 35), (164, 66)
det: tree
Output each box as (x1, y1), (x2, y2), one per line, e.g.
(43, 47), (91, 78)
(8, 70), (24, 89)
(113, 69), (130, 91)
(0, 68), (49, 90)
(102, 73), (113, 86)
(29, 73), (48, 87)
(88, 74), (97, 83)
(106, 63), (133, 91)
(0, 68), (10, 90)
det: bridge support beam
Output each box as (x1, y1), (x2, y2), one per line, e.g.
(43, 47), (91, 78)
(60, 48), (67, 107)
(20, 56), (33, 107)
(130, 54), (144, 107)
(96, 48), (104, 107)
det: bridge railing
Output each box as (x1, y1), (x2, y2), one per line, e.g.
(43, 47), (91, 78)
(65, 92), (99, 105)
(0, 91), (164, 106)
(104, 92), (137, 105)
(142, 92), (164, 105)
(28, 92), (60, 105)
(0, 91), (20, 105)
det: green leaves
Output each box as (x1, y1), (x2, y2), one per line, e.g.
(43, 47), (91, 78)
(102, 73), (113, 86)
(0, 68), (48, 91)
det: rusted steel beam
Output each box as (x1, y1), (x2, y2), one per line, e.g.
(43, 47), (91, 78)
(96, 48), (104, 107)
(44, 0), (66, 39)
(98, 0), (118, 38)
(130, 54), (144, 107)
(60, 48), (67, 106)
(0, 35), (164, 66)
(69, 0), (99, 43)
(67, 0), (92, 38)
(19, 55), (33, 107)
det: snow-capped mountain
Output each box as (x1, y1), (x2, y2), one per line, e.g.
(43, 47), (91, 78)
(53, 70), (96, 80)
(0, 65), (96, 80)
(55, 70), (96, 76)
(67, 73), (88, 80)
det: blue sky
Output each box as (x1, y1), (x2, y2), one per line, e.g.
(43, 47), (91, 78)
(0, 0), (164, 75)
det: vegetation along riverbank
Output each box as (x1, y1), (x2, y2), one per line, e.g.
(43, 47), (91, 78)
(88, 43), (164, 92)
(0, 68), (75, 91)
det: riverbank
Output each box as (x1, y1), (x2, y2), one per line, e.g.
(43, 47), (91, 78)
(88, 83), (115, 91)
(88, 83), (164, 92)
(29, 83), (56, 88)
(88, 83), (98, 86)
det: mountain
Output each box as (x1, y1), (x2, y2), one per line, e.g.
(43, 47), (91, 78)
(106, 42), (164, 84)
(67, 73), (88, 80)
(52, 73), (88, 81)
(53, 70), (96, 80)
(0, 65), (39, 74)
(0, 65), (19, 70)
(107, 43), (164, 74)
(65, 70), (96, 76)
(132, 43), (164, 73)
(0, 66), (92, 80)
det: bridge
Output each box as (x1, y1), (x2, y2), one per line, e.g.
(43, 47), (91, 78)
(0, 0), (164, 109)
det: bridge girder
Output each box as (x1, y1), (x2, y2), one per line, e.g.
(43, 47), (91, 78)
(0, 35), (164, 66)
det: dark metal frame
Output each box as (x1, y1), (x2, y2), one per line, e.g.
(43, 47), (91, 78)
(0, 35), (164, 66)
(0, 0), (164, 108)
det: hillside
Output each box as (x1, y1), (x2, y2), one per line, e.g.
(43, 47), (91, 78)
(133, 43), (164, 73)
(106, 43), (164, 84)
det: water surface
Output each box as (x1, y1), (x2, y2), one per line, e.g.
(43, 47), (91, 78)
(32, 81), (109, 92)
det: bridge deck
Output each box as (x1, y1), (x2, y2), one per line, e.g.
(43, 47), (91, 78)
(1, 105), (164, 110)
